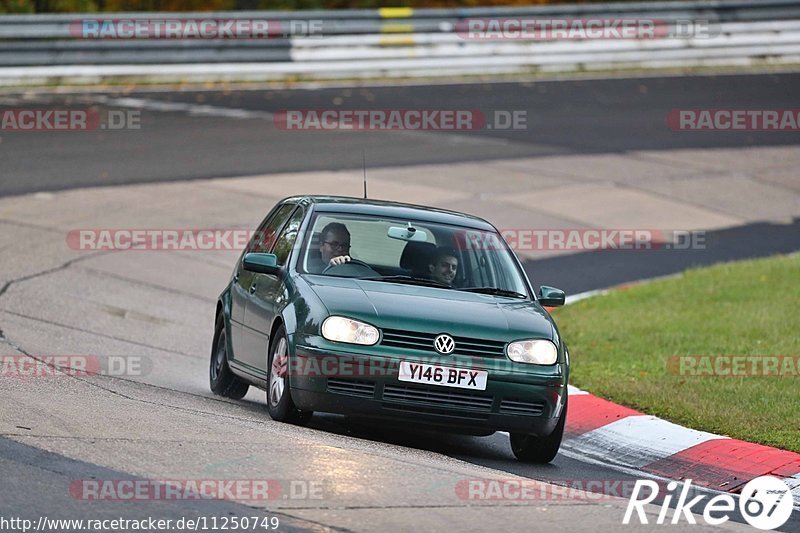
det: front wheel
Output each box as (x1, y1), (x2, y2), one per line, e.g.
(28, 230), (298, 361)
(209, 315), (249, 400)
(266, 325), (312, 424)
(510, 396), (567, 463)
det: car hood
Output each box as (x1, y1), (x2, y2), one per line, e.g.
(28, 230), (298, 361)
(303, 275), (554, 341)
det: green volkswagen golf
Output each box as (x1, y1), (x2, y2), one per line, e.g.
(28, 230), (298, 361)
(210, 196), (569, 462)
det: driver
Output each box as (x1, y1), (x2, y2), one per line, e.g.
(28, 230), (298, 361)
(428, 246), (459, 286)
(309, 222), (352, 273)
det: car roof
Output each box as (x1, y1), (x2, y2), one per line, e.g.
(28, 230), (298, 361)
(284, 195), (496, 231)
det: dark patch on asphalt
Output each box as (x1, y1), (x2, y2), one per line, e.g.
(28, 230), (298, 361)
(0, 437), (337, 532)
(524, 218), (800, 295)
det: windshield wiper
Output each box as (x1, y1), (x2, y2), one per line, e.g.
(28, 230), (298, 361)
(459, 287), (527, 299)
(359, 275), (452, 288)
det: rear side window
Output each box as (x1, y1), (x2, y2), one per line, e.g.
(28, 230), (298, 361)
(247, 203), (296, 253)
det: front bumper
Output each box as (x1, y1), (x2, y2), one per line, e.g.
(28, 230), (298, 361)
(290, 345), (567, 436)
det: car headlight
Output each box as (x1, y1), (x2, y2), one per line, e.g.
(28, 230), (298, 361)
(321, 316), (380, 346)
(506, 339), (558, 365)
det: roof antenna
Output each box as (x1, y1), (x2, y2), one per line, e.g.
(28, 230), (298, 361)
(362, 150), (368, 199)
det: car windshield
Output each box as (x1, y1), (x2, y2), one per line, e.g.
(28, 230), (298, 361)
(298, 212), (530, 298)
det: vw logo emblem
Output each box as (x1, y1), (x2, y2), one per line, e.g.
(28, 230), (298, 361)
(434, 334), (455, 355)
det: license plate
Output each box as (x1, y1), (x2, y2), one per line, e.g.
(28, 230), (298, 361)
(398, 361), (488, 391)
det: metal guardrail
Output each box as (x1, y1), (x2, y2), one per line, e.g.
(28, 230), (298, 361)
(1, 0), (799, 84)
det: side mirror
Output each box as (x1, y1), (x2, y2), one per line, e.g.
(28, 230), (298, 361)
(538, 285), (566, 307)
(243, 252), (280, 275)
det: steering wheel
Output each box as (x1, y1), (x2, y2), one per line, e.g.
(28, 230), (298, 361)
(322, 258), (375, 276)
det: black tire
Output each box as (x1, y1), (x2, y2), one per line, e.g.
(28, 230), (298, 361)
(209, 314), (250, 400)
(266, 325), (312, 425)
(510, 395), (567, 463)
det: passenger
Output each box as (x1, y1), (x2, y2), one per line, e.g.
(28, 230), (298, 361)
(428, 247), (459, 286)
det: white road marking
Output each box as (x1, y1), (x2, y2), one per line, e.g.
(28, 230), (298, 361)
(90, 95), (275, 120)
(567, 384), (588, 396)
(782, 475), (800, 508)
(565, 289), (608, 305)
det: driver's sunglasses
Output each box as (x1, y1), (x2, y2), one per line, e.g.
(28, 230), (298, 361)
(323, 241), (351, 250)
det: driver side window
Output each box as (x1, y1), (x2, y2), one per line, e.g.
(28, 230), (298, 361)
(273, 208), (305, 267)
(247, 203), (296, 254)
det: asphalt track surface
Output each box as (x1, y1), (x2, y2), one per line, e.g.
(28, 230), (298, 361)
(2, 73), (799, 293)
(2, 73), (799, 531)
(1, 72), (800, 197)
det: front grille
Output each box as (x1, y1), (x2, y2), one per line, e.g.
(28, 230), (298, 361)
(499, 399), (545, 416)
(327, 379), (376, 398)
(382, 403), (490, 421)
(380, 328), (506, 358)
(382, 384), (494, 412)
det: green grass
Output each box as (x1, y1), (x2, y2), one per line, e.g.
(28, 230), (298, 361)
(551, 253), (800, 452)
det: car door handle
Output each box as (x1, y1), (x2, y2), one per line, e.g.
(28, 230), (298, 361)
(249, 284), (257, 294)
